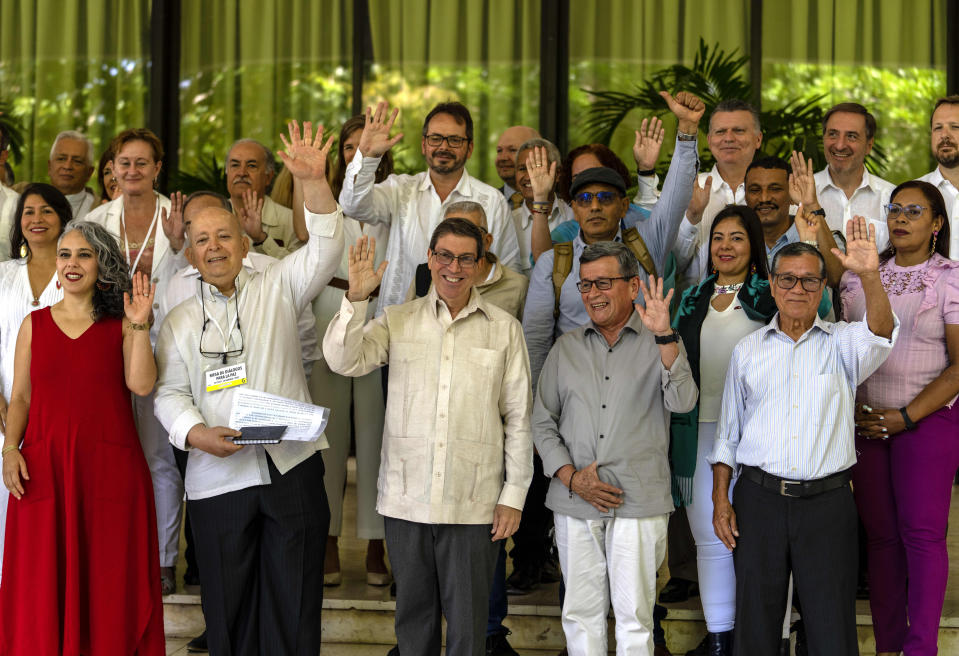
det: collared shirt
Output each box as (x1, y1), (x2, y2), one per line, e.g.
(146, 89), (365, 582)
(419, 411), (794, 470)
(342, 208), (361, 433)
(241, 196), (302, 259)
(404, 254), (530, 321)
(815, 167), (893, 250)
(522, 136), (699, 387)
(709, 311), (899, 480)
(0, 184), (18, 263)
(65, 189), (95, 221)
(321, 287), (533, 525)
(511, 199), (574, 275)
(338, 153), (522, 314)
(919, 167), (959, 260)
(154, 207), (342, 500)
(161, 251), (321, 368)
(533, 312), (697, 520)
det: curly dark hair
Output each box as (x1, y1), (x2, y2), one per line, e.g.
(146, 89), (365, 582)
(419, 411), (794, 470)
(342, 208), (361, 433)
(10, 183), (71, 260)
(58, 221), (131, 321)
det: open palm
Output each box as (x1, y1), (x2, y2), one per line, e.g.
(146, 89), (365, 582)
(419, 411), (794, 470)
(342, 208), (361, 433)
(833, 216), (879, 275)
(279, 121), (335, 181)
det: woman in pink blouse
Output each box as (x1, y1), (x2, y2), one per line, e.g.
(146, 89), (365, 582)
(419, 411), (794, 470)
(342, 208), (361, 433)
(840, 180), (959, 656)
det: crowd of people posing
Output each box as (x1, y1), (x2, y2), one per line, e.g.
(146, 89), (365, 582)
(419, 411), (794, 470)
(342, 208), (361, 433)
(0, 88), (956, 656)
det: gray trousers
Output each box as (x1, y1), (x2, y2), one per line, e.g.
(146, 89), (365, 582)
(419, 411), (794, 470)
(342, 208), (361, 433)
(385, 517), (499, 656)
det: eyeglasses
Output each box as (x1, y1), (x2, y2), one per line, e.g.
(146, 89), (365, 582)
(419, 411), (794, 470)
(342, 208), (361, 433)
(885, 203), (928, 220)
(432, 249), (479, 269)
(576, 276), (632, 293)
(424, 133), (469, 148)
(774, 274), (824, 292)
(573, 191), (621, 207)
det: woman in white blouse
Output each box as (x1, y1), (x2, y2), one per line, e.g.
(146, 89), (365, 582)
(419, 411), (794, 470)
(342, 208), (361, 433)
(0, 182), (69, 573)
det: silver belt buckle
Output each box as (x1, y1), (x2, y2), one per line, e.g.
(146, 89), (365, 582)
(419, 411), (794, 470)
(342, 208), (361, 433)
(779, 479), (802, 497)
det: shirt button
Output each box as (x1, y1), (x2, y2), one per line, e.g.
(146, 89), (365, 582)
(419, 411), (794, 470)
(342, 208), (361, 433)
(152, 277), (159, 283)
(599, 434), (604, 439)
(605, 376), (609, 380)
(436, 472), (442, 478)
(601, 405), (606, 409)
(608, 348), (613, 353)
(153, 303), (159, 309)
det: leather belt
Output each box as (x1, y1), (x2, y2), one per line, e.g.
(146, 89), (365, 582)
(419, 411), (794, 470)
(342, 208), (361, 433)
(740, 466), (850, 498)
(327, 277), (379, 297)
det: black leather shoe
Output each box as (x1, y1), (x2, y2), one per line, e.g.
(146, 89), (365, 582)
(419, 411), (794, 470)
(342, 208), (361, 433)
(486, 629), (520, 656)
(686, 630), (732, 656)
(658, 577), (699, 603)
(506, 566), (540, 595)
(186, 630), (208, 653)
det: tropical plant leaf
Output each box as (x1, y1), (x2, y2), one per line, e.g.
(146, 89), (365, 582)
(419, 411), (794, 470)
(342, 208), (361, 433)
(168, 155), (228, 196)
(0, 99), (27, 164)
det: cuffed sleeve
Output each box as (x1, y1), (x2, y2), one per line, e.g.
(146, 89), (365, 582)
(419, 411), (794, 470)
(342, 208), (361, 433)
(321, 296), (390, 377)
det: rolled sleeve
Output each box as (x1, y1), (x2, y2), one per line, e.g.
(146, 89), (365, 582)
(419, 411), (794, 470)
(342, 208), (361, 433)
(660, 342), (698, 414)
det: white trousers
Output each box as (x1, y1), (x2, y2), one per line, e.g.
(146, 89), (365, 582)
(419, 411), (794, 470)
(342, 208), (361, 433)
(135, 391), (183, 567)
(686, 421), (737, 632)
(309, 359), (385, 539)
(555, 512), (668, 656)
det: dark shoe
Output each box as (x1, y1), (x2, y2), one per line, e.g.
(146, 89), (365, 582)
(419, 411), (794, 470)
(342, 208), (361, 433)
(386, 646), (399, 656)
(486, 629), (520, 656)
(506, 566), (540, 595)
(658, 577), (699, 603)
(160, 566), (176, 596)
(686, 630), (733, 656)
(540, 556), (562, 583)
(186, 630), (208, 653)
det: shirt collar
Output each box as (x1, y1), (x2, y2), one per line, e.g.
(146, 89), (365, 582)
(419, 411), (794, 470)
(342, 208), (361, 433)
(766, 221), (799, 254)
(573, 227), (624, 249)
(516, 201), (565, 230)
(200, 267), (252, 301)
(419, 168), (473, 197)
(761, 310), (833, 340)
(819, 166), (875, 195)
(425, 284), (493, 321)
(708, 164), (742, 195)
(584, 309), (645, 343)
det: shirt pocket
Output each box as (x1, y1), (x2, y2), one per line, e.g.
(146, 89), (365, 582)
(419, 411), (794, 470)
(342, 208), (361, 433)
(383, 436), (427, 500)
(447, 438), (502, 505)
(464, 346), (507, 438)
(388, 341), (428, 438)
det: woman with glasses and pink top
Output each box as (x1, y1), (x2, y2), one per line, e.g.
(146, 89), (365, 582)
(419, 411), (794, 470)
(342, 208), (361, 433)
(840, 180), (959, 656)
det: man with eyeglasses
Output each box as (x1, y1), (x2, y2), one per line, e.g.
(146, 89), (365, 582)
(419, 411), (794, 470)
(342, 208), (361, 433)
(920, 95), (959, 259)
(154, 122), (343, 654)
(708, 229), (898, 655)
(532, 241), (697, 654)
(814, 103), (894, 250)
(323, 217), (533, 656)
(338, 100), (521, 317)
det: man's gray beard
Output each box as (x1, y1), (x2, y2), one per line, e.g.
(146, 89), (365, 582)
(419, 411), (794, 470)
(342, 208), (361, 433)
(429, 160), (465, 175)
(936, 149), (959, 169)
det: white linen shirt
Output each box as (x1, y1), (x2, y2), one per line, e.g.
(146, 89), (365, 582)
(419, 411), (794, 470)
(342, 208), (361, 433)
(672, 166), (745, 279)
(709, 312), (899, 480)
(154, 207), (342, 500)
(919, 167), (959, 260)
(338, 152), (522, 314)
(0, 184), (19, 262)
(814, 167), (894, 250)
(511, 199), (574, 275)
(322, 288), (533, 525)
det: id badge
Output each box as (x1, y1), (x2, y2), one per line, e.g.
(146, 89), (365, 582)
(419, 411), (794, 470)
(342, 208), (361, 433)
(206, 362), (248, 392)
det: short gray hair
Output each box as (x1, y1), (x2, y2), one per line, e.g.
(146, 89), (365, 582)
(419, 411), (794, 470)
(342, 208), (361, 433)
(516, 137), (561, 166)
(444, 200), (487, 229)
(225, 138), (276, 176)
(50, 130), (95, 166)
(579, 241), (639, 279)
(770, 241), (826, 278)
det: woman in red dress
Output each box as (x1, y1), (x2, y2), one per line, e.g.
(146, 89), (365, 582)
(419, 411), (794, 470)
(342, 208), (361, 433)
(0, 221), (164, 655)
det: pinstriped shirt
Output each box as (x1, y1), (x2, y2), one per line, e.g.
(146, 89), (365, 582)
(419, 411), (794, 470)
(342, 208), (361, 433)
(709, 312), (899, 480)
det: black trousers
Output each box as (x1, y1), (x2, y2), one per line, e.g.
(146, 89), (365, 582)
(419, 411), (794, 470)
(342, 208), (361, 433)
(508, 453), (553, 570)
(732, 475), (858, 656)
(385, 518), (499, 656)
(188, 453), (330, 656)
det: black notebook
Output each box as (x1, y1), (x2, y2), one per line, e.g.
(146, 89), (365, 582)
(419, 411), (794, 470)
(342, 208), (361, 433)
(233, 425), (287, 445)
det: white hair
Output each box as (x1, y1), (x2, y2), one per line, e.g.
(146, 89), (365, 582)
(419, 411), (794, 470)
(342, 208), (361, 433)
(50, 130), (95, 166)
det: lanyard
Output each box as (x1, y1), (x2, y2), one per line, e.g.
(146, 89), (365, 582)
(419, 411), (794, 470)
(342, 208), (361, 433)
(119, 192), (160, 275)
(199, 278), (243, 364)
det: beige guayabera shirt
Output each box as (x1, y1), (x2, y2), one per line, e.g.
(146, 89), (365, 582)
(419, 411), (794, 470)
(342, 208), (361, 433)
(322, 287), (534, 525)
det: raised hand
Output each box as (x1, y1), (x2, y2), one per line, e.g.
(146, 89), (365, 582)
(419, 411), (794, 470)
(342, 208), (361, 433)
(794, 203), (820, 244)
(635, 275), (675, 335)
(686, 175), (713, 225)
(161, 191), (186, 252)
(660, 90), (706, 134)
(832, 216), (880, 275)
(358, 101), (404, 158)
(526, 146), (557, 202)
(123, 271), (157, 325)
(278, 120), (335, 182)
(789, 150), (819, 208)
(633, 117), (665, 171)
(346, 235), (387, 302)
(238, 188), (267, 243)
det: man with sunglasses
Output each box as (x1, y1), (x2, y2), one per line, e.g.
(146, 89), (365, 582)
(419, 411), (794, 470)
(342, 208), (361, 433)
(154, 122), (343, 654)
(338, 100), (522, 316)
(708, 228), (898, 655)
(323, 217), (533, 656)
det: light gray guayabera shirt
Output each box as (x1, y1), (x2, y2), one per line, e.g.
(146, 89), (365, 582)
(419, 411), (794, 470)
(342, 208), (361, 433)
(532, 311), (698, 520)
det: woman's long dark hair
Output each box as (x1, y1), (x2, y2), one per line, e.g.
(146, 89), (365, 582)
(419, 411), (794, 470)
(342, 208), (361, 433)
(58, 221), (131, 321)
(10, 183), (71, 260)
(880, 180), (950, 261)
(330, 115), (394, 198)
(708, 204), (769, 279)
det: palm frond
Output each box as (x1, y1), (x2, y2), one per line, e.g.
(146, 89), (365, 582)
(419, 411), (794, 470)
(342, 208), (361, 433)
(0, 100), (27, 164)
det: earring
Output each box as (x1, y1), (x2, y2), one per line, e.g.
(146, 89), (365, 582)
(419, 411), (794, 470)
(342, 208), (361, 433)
(96, 281), (111, 291)
(932, 230), (939, 254)
(19, 243), (27, 259)
(55, 280), (61, 290)
(750, 262), (757, 275)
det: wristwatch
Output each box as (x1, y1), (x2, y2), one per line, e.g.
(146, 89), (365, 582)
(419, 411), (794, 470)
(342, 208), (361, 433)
(654, 331), (680, 345)
(810, 208), (826, 217)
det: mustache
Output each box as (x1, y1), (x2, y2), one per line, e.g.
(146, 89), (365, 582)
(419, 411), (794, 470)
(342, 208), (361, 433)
(755, 202), (778, 211)
(937, 138), (957, 149)
(433, 150), (456, 159)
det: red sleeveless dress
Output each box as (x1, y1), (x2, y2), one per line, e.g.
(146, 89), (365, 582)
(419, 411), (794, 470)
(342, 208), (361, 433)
(0, 308), (164, 655)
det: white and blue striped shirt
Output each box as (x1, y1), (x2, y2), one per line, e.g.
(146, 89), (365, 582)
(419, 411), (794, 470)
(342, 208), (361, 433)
(709, 312), (899, 480)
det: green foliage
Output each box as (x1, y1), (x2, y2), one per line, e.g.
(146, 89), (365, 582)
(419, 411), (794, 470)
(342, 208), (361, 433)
(168, 155), (228, 196)
(0, 100), (27, 164)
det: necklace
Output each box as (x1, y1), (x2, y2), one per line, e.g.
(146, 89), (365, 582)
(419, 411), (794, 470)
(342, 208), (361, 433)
(712, 281), (744, 297)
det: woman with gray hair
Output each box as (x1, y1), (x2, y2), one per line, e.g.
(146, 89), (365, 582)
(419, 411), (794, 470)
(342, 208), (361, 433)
(0, 221), (165, 654)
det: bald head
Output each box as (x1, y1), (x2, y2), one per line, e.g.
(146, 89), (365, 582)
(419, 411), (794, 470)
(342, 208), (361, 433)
(186, 207), (249, 293)
(496, 125), (541, 186)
